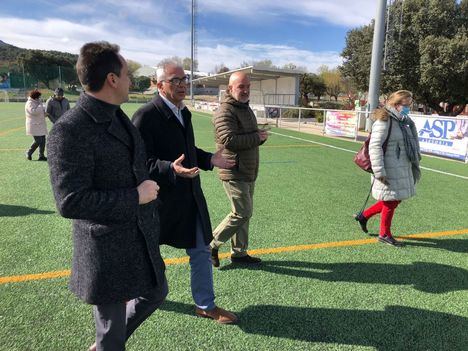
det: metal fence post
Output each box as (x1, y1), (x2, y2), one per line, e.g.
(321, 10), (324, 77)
(298, 108), (302, 131)
(322, 110), (327, 135)
(355, 110), (360, 141)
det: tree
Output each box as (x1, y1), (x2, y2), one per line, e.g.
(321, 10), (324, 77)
(126, 60), (141, 76)
(282, 62), (307, 71)
(213, 63), (230, 73)
(340, 23), (373, 93)
(252, 59), (276, 69)
(157, 56), (183, 67)
(182, 57), (198, 71)
(133, 76), (151, 92)
(300, 73), (326, 105)
(21, 50), (75, 89)
(318, 65), (344, 101)
(126, 59), (142, 89)
(341, 0), (468, 115)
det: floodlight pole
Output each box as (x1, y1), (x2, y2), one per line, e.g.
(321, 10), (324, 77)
(366, 0), (387, 131)
(190, 0), (194, 105)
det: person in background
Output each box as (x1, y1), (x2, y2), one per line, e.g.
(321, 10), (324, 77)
(210, 72), (269, 266)
(47, 41), (167, 351)
(45, 87), (70, 123)
(25, 89), (47, 161)
(354, 90), (421, 247)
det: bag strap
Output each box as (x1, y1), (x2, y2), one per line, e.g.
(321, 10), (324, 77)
(359, 178), (375, 214)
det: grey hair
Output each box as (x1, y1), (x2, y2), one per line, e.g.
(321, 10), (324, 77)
(156, 61), (184, 82)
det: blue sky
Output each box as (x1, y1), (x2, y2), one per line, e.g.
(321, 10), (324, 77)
(0, 0), (377, 73)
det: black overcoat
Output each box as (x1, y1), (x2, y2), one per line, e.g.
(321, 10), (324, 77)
(47, 93), (165, 304)
(132, 95), (213, 248)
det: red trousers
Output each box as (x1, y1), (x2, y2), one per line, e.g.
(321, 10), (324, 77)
(362, 200), (401, 237)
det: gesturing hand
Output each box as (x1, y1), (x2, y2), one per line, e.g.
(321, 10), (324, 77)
(172, 154), (200, 178)
(211, 146), (236, 169)
(258, 130), (269, 142)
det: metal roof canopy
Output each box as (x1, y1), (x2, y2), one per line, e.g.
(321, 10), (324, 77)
(192, 66), (304, 87)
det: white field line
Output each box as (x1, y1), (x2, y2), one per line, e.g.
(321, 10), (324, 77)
(270, 131), (468, 180)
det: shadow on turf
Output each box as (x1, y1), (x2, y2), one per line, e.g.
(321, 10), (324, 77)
(365, 233), (468, 253)
(158, 301), (467, 350)
(0, 204), (54, 217)
(220, 260), (468, 294)
(239, 305), (467, 351)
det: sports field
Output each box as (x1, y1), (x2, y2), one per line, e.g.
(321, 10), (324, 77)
(0, 102), (467, 351)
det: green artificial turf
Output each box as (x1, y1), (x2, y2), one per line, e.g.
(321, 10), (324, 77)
(0, 102), (467, 350)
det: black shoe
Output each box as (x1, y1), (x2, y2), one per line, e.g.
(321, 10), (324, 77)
(378, 235), (404, 247)
(354, 212), (368, 234)
(211, 248), (220, 268)
(231, 255), (262, 264)
(25, 152), (32, 161)
(38, 156), (47, 161)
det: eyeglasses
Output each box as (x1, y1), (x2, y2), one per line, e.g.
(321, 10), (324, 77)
(165, 75), (190, 86)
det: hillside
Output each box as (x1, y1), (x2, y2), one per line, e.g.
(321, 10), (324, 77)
(0, 40), (78, 66)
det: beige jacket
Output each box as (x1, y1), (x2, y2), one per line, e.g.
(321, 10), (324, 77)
(25, 97), (47, 136)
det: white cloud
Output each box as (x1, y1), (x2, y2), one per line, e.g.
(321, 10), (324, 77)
(198, 0), (376, 27)
(1, 15), (341, 73)
(198, 43), (342, 73)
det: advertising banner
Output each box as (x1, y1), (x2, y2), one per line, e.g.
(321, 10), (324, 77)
(412, 115), (468, 162)
(325, 110), (357, 138)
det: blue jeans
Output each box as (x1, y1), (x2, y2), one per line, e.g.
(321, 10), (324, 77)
(186, 215), (216, 310)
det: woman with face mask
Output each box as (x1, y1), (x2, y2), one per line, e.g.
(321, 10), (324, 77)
(354, 90), (421, 246)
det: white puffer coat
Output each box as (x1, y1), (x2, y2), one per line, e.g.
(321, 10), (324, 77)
(369, 117), (417, 201)
(25, 97), (47, 136)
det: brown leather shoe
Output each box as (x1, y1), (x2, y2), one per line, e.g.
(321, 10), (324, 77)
(195, 306), (238, 324)
(88, 342), (96, 351)
(231, 255), (261, 264)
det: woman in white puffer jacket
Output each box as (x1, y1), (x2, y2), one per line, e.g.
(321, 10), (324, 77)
(355, 90), (421, 246)
(25, 89), (48, 161)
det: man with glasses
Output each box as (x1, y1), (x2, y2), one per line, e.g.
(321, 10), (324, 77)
(132, 62), (238, 324)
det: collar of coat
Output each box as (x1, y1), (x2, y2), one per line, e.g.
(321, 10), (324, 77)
(77, 92), (120, 123)
(151, 94), (191, 121)
(223, 93), (250, 109)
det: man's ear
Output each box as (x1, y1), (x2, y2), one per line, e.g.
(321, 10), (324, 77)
(107, 73), (117, 87)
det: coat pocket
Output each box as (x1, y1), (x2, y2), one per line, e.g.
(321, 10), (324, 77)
(90, 222), (134, 237)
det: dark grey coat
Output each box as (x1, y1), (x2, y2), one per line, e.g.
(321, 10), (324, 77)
(132, 95), (213, 248)
(45, 96), (70, 123)
(47, 93), (165, 305)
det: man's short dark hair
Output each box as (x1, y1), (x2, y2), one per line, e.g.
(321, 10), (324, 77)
(76, 41), (122, 92)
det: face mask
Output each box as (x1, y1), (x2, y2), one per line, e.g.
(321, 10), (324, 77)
(400, 106), (410, 115)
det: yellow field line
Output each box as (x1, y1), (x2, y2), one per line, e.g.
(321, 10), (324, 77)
(0, 148), (24, 151)
(1, 228), (466, 286)
(0, 126), (24, 137)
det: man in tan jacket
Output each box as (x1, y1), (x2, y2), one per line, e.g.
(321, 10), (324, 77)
(210, 72), (269, 267)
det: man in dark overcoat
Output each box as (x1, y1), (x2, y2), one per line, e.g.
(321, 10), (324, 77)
(47, 41), (167, 351)
(132, 62), (237, 324)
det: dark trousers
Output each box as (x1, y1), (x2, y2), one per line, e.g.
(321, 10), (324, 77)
(27, 135), (46, 157)
(93, 277), (168, 351)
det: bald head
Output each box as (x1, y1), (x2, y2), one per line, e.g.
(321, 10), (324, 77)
(228, 71), (250, 103)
